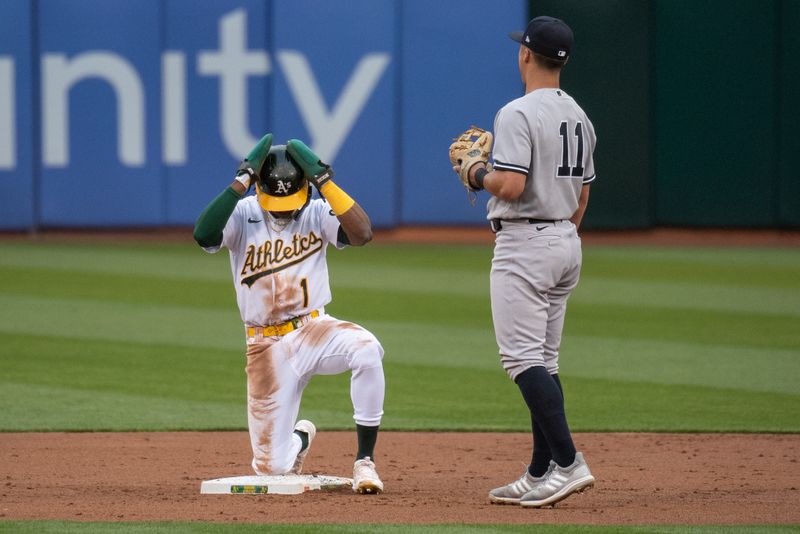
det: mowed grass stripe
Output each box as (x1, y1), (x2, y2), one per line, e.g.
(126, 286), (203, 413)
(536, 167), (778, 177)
(4, 290), (796, 395)
(563, 376), (800, 433)
(0, 266), (235, 309)
(574, 277), (800, 317)
(339, 287), (800, 351)
(0, 242), (493, 295)
(0, 290), (493, 345)
(0, 333), (242, 399)
(3, 240), (798, 288)
(585, 246), (800, 287)
(0, 241), (228, 281)
(567, 302), (799, 350)
(2, 269), (797, 350)
(0, 334), (245, 431)
(2, 243), (797, 319)
(0, 382), (245, 431)
(2, 331), (797, 432)
(562, 335), (799, 395)
(0, 294), (244, 351)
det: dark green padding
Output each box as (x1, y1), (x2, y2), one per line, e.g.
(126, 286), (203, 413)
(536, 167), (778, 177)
(287, 139), (327, 176)
(193, 186), (242, 248)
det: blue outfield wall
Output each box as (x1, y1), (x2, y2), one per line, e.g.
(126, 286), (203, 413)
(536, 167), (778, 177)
(0, 0), (526, 230)
(163, 0), (271, 226)
(0, 0), (34, 229)
(38, 0), (163, 227)
(400, 0), (525, 225)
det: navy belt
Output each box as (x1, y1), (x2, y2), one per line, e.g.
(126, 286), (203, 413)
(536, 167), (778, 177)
(490, 218), (564, 232)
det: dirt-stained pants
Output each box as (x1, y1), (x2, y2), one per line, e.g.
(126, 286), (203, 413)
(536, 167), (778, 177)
(245, 314), (385, 475)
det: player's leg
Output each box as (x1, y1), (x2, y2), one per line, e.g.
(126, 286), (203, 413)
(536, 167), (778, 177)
(245, 339), (307, 475)
(528, 282), (574, 476)
(489, 225), (556, 502)
(320, 322), (385, 461)
(292, 316), (385, 493)
(528, 372), (568, 475)
(490, 223), (584, 502)
(517, 221), (583, 466)
(348, 344), (385, 495)
(519, 223), (594, 508)
(289, 316), (385, 446)
(540, 226), (582, 376)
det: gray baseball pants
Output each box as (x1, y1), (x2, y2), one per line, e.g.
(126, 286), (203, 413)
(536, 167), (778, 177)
(490, 220), (582, 381)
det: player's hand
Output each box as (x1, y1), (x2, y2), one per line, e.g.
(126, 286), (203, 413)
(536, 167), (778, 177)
(449, 126), (493, 192)
(286, 139), (334, 190)
(234, 133), (273, 189)
(453, 161), (492, 191)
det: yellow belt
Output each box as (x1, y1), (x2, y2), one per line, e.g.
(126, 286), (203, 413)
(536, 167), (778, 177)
(246, 310), (320, 338)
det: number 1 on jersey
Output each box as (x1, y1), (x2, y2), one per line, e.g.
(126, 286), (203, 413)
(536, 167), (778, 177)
(300, 278), (309, 308)
(557, 121), (585, 178)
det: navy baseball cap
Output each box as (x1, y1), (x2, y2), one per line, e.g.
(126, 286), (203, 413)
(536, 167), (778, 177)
(509, 16), (573, 60)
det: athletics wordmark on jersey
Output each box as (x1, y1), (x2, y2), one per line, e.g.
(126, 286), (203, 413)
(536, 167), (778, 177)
(240, 232), (323, 287)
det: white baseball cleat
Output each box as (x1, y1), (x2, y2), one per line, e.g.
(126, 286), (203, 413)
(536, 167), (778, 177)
(519, 452), (594, 508)
(352, 456), (383, 494)
(289, 420), (316, 474)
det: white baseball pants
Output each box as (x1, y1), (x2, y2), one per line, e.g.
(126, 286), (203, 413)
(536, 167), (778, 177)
(245, 314), (385, 475)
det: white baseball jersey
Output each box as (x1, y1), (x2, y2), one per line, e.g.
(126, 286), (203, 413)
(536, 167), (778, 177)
(488, 88), (596, 221)
(203, 196), (344, 326)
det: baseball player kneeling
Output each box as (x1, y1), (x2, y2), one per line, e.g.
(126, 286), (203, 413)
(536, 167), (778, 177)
(193, 134), (385, 494)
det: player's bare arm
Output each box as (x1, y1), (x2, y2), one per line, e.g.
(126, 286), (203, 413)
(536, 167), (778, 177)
(469, 163), (526, 201)
(335, 202), (373, 246)
(570, 184), (591, 230)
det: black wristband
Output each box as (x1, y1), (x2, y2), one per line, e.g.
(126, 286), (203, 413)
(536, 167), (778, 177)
(473, 167), (488, 190)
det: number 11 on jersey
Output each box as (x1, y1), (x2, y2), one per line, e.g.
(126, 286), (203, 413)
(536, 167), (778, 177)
(557, 120), (584, 178)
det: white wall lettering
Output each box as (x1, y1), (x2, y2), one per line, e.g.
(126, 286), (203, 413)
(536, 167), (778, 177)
(162, 51), (187, 165)
(0, 57), (15, 170)
(277, 50), (390, 163)
(42, 52), (145, 167)
(198, 9), (270, 158)
(27, 9), (390, 169)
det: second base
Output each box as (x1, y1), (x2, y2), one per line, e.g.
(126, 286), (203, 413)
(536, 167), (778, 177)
(200, 474), (353, 495)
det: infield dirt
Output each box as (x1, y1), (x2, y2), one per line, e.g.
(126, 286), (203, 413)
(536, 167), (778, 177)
(1, 431), (798, 525)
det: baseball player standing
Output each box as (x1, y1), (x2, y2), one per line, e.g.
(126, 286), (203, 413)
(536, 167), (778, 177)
(193, 134), (385, 494)
(450, 16), (596, 507)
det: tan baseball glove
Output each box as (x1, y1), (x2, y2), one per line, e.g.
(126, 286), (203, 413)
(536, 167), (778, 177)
(449, 126), (493, 192)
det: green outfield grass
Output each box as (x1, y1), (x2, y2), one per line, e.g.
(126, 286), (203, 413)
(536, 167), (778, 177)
(0, 240), (798, 433)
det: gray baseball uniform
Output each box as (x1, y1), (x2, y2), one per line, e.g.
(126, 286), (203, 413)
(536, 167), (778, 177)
(485, 15), (597, 506)
(488, 88), (596, 380)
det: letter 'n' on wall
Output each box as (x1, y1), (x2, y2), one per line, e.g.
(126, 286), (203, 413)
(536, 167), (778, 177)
(42, 52), (146, 167)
